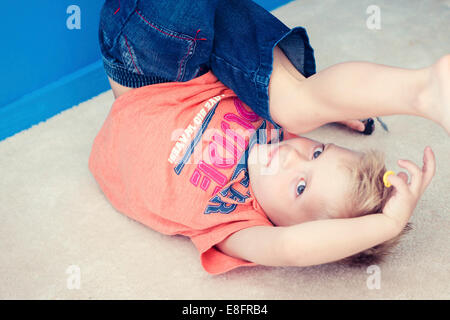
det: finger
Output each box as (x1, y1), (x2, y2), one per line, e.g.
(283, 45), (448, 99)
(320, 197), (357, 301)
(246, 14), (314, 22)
(421, 146), (436, 191)
(337, 120), (365, 132)
(397, 172), (409, 184)
(397, 159), (423, 194)
(386, 174), (409, 195)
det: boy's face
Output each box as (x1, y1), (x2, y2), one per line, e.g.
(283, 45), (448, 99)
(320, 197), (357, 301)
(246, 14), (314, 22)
(248, 136), (362, 226)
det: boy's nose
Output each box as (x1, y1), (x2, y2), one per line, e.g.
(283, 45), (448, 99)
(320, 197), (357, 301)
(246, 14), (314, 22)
(281, 145), (307, 168)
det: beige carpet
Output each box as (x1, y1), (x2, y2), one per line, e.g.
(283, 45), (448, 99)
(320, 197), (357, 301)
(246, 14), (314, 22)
(1, 0), (449, 299)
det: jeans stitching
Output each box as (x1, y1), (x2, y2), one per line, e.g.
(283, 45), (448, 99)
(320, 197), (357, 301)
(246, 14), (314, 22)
(176, 29), (206, 81)
(134, 9), (195, 41)
(123, 35), (142, 75)
(113, 0), (120, 15)
(134, 9), (207, 81)
(110, 1), (138, 58)
(176, 40), (195, 81)
(211, 53), (255, 80)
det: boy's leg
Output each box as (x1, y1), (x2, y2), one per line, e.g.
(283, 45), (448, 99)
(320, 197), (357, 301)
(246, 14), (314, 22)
(108, 77), (133, 99)
(269, 46), (450, 135)
(270, 45), (367, 133)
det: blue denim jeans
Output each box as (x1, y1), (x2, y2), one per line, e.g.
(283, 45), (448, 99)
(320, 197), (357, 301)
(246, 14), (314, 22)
(99, 0), (316, 125)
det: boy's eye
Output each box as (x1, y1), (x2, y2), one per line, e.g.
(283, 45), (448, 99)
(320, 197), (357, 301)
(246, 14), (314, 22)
(296, 179), (306, 196)
(313, 144), (325, 159)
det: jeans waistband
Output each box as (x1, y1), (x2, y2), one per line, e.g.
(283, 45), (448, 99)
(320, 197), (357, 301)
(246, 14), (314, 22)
(102, 56), (172, 88)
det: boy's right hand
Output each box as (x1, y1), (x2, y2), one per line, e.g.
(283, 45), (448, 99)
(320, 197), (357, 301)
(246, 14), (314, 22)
(382, 146), (436, 232)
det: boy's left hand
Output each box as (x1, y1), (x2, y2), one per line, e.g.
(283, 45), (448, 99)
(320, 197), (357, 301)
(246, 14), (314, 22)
(382, 146), (436, 232)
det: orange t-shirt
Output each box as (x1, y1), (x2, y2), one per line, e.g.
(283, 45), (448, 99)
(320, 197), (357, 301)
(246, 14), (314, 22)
(88, 71), (291, 274)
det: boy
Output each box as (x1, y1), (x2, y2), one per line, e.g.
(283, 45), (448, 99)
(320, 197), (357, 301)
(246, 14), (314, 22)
(88, 50), (444, 273)
(91, 0), (446, 274)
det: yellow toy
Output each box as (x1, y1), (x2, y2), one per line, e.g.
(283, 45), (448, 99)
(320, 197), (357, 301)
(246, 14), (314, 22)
(383, 171), (395, 188)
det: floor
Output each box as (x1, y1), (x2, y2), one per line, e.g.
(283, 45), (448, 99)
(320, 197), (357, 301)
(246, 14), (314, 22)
(0, 0), (449, 299)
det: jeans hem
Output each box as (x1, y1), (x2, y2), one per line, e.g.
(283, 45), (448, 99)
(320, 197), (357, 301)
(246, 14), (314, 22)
(254, 26), (316, 128)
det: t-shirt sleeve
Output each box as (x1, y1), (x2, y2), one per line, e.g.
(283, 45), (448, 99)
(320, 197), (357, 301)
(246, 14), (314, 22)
(189, 211), (273, 275)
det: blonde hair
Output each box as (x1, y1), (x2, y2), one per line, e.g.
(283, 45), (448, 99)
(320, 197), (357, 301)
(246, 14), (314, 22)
(338, 149), (412, 267)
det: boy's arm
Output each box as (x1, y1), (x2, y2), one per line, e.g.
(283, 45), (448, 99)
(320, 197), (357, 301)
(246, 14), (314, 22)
(283, 214), (399, 266)
(216, 214), (398, 267)
(218, 147), (435, 267)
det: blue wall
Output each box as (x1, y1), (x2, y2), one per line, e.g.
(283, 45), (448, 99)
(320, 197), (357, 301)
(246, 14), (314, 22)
(0, 0), (293, 141)
(0, 1), (104, 107)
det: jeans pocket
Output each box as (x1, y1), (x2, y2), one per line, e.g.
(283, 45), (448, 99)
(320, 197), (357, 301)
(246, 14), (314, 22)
(119, 9), (200, 82)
